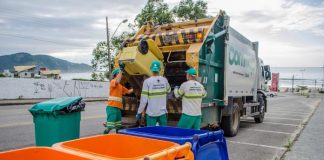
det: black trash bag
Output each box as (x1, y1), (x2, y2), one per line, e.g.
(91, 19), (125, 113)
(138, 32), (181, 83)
(67, 100), (85, 112)
(58, 100), (85, 114)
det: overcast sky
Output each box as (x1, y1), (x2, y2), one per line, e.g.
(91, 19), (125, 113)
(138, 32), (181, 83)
(0, 0), (323, 67)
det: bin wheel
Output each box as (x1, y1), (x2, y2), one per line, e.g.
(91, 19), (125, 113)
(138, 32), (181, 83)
(254, 94), (265, 123)
(138, 39), (148, 54)
(221, 103), (240, 137)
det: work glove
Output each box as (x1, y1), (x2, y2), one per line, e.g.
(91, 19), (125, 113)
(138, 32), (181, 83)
(136, 113), (142, 121)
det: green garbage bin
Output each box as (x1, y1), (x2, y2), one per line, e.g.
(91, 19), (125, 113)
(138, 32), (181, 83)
(29, 97), (85, 147)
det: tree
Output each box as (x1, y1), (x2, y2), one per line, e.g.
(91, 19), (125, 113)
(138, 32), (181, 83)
(111, 24), (136, 51)
(91, 23), (135, 81)
(173, 0), (208, 21)
(91, 0), (209, 80)
(90, 41), (112, 81)
(135, 0), (174, 27)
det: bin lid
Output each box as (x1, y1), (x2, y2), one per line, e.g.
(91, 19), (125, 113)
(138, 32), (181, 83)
(29, 97), (82, 114)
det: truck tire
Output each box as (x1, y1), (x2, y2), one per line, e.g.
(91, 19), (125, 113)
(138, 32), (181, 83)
(221, 103), (240, 137)
(254, 94), (265, 123)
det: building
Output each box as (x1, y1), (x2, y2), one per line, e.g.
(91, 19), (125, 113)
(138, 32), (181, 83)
(13, 65), (37, 78)
(40, 70), (61, 79)
(12, 65), (61, 79)
(2, 69), (13, 77)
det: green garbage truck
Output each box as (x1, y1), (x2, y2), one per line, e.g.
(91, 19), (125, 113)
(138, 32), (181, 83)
(115, 10), (271, 137)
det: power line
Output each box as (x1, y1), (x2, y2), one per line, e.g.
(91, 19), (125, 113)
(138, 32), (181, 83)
(0, 14), (57, 28)
(0, 33), (91, 48)
(0, 8), (60, 27)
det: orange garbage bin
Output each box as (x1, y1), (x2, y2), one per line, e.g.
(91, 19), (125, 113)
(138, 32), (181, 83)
(53, 134), (194, 160)
(0, 147), (91, 160)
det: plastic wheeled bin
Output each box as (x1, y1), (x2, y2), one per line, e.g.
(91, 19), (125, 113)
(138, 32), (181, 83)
(29, 96), (85, 146)
(53, 134), (194, 160)
(119, 126), (229, 160)
(0, 147), (91, 160)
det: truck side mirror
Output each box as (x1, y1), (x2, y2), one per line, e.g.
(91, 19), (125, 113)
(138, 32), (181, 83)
(265, 71), (271, 80)
(264, 65), (270, 72)
(263, 65), (271, 80)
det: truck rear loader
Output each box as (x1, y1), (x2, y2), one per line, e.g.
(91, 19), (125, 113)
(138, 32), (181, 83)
(115, 10), (271, 137)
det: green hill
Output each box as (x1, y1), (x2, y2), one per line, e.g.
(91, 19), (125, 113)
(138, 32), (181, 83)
(0, 52), (92, 72)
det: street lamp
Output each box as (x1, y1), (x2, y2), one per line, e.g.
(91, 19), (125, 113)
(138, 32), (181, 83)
(111, 19), (128, 38)
(106, 17), (128, 80)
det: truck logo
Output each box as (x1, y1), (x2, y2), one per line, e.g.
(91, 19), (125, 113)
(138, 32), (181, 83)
(229, 46), (249, 67)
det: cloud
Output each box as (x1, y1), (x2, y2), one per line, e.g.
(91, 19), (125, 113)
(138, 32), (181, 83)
(207, 0), (324, 67)
(0, 0), (147, 64)
(0, 0), (323, 67)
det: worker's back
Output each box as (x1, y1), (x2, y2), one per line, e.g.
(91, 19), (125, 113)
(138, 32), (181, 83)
(139, 76), (170, 116)
(178, 80), (206, 116)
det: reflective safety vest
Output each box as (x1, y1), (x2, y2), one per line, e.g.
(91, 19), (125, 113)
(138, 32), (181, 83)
(138, 76), (171, 116)
(174, 80), (207, 116)
(107, 79), (129, 109)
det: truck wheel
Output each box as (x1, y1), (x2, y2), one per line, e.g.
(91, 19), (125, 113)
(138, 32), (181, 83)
(221, 104), (240, 137)
(254, 94), (265, 123)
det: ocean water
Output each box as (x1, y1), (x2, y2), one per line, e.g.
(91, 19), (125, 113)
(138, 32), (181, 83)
(60, 72), (93, 80)
(272, 67), (324, 88)
(60, 67), (324, 88)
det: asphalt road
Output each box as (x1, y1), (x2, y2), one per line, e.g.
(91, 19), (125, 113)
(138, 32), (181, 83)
(0, 93), (321, 160)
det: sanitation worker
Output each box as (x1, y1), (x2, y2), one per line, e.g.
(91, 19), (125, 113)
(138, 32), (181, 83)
(174, 68), (207, 129)
(103, 67), (133, 134)
(136, 60), (171, 126)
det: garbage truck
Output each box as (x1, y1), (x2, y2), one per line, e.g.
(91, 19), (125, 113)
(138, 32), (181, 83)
(115, 10), (271, 137)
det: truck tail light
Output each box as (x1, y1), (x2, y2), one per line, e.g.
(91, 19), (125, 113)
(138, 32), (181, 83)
(196, 32), (203, 39)
(183, 32), (203, 42)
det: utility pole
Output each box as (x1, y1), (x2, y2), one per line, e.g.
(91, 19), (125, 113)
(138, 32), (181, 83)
(292, 74), (295, 92)
(106, 16), (112, 80)
(322, 64), (324, 89)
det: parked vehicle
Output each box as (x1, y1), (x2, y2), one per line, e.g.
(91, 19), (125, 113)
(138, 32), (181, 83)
(266, 91), (277, 97)
(115, 10), (271, 137)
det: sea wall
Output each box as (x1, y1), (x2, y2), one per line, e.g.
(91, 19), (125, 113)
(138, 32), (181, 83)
(0, 78), (109, 99)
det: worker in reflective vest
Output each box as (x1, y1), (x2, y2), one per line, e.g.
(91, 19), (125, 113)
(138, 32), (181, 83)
(103, 68), (133, 134)
(174, 68), (207, 129)
(136, 60), (171, 126)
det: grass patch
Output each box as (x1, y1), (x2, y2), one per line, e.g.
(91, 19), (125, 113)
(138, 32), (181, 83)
(284, 139), (293, 152)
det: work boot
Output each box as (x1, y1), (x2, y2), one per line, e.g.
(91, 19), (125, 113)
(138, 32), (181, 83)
(103, 129), (111, 134)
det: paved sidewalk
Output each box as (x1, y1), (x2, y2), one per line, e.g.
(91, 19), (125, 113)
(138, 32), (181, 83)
(0, 97), (107, 106)
(285, 100), (324, 160)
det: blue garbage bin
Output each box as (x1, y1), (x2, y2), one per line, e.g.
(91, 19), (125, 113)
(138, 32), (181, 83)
(119, 126), (228, 160)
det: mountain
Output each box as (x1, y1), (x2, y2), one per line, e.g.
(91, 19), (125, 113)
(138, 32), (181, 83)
(0, 52), (92, 72)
